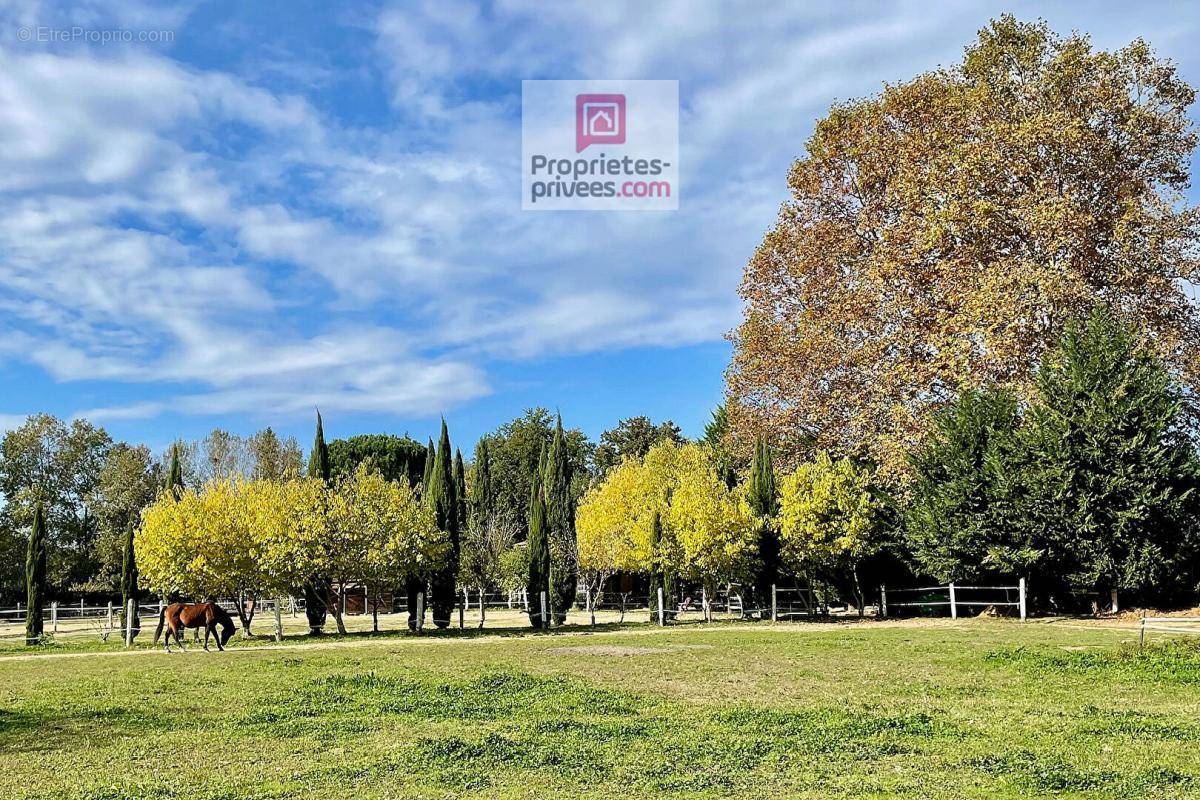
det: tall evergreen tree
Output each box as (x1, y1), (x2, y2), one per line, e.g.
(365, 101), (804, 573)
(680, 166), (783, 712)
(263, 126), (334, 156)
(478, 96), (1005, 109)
(422, 437), (435, 492)
(904, 387), (1026, 583)
(406, 437), (438, 630)
(747, 434), (780, 616)
(469, 438), (495, 522)
(25, 501), (46, 645)
(542, 415), (578, 624)
(427, 420), (459, 628)
(647, 510), (667, 623)
(167, 442), (184, 498)
(303, 412), (331, 634)
(1020, 309), (1200, 605)
(526, 455), (551, 629)
(454, 448), (468, 535)
(120, 515), (139, 637)
(308, 411), (331, 481)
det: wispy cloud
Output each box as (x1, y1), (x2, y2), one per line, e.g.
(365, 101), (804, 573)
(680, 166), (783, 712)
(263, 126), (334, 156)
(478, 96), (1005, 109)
(0, 0), (1197, 429)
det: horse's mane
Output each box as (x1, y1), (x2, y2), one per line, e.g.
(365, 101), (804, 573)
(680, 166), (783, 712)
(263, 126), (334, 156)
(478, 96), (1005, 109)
(211, 603), (235, 626)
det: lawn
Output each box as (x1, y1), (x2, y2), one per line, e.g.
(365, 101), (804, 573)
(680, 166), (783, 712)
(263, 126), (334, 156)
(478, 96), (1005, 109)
(2, 617), (1199, 799)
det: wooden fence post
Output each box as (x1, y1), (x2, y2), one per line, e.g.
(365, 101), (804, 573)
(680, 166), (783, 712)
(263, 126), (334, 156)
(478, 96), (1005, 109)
(880, 584), (888, 618)
(460, 587), (467, 630)
(948, 582), (957, 619)
(1110, 589), (1119, 614)
(539, 591), (548, 630)
(125, 599), (135, 647)
(50, 601), (58, 633)
(416, 592), (425, 632)
(657, 587), (665, 627)
(1018, 578), (1027, 622)
(771, 584), (778, 623)
(274, 597), (283, 642)
(106, 601), (113, 629)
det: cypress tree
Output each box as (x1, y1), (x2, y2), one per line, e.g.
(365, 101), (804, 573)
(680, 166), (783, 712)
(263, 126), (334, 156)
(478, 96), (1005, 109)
(747, 434), (780, 617)
(25, 501), (47, 645)
(167, 442), (184, 498)
(542, 414), (578, 624)
(303, 412), (331, 634)
(454, 448), (468, 535)
(469, 438), (494, 522)
(648, 510), (665, 623)
(422, 437), (435, 493)
(427, 420), (459, 628)
(120, 515), (140, 638)
(407, 435), (438, 631)
(526, 455), (551, 629)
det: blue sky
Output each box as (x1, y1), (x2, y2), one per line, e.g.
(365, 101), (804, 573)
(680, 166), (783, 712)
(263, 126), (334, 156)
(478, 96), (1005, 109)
(1, 1), (1199, 456)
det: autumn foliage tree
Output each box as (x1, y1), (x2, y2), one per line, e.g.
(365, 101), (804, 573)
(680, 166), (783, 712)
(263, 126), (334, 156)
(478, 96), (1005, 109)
(729, 16), (1200, 481)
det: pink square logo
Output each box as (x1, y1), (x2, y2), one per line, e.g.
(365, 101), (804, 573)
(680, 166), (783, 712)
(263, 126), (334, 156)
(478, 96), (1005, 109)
(576, 94), (625, 152)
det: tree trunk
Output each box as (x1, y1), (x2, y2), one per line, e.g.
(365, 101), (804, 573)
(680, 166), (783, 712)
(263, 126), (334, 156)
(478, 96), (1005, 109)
(237, 592), (257, 636)
(323, 586), (348, 635)
(852, 563), (865, 617)
(371, 589), (379, 633)
(478, 587), (486, 629)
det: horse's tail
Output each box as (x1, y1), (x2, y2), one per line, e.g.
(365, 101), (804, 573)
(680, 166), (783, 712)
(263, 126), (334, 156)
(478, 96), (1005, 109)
(153, 603), (167, 645)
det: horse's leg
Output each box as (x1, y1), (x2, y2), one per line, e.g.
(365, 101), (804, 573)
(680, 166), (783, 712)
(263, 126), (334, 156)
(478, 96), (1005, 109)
(216, 624), (226, 652)
(163, 623), (173, 653)
(203, 624), (211, 651)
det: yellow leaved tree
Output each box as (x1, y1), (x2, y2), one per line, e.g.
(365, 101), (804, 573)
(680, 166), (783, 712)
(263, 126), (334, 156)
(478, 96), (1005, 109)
(577, 441), (756, 617)
(778, 452), (877, 614)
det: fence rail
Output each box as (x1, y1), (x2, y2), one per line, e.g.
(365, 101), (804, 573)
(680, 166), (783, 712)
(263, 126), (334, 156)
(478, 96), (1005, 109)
(881, 580), (1026, 621)
(1140, 615), (1200, 645)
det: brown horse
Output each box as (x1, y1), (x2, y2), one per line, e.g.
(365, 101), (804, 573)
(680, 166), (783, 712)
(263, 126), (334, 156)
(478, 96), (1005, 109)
(156, 602), (237, 652)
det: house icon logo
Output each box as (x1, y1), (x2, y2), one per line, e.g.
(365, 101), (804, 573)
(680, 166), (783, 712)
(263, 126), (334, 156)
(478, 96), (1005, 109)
(576, 94), (626, 152)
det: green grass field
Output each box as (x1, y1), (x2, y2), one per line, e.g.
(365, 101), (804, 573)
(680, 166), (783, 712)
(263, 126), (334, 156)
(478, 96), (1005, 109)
(2, 617), (1199, 799)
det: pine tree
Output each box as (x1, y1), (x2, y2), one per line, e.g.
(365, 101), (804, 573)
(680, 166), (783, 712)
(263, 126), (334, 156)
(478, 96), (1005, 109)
(526, 456), (551, 629)
(427, 420), (459, 628)
(25, 501), (47, 645)
(747, 434), (780, 617)
(542, 414), (578, 624)
(303, 412), (331, 634)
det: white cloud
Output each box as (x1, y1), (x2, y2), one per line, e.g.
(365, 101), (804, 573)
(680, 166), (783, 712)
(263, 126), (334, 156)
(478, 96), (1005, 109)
(1, 0), (1197, 426)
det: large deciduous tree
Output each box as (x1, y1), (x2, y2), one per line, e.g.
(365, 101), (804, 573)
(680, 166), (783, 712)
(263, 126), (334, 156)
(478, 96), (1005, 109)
(729, 16), (1200, 481)
(0, 414), (111, 592)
